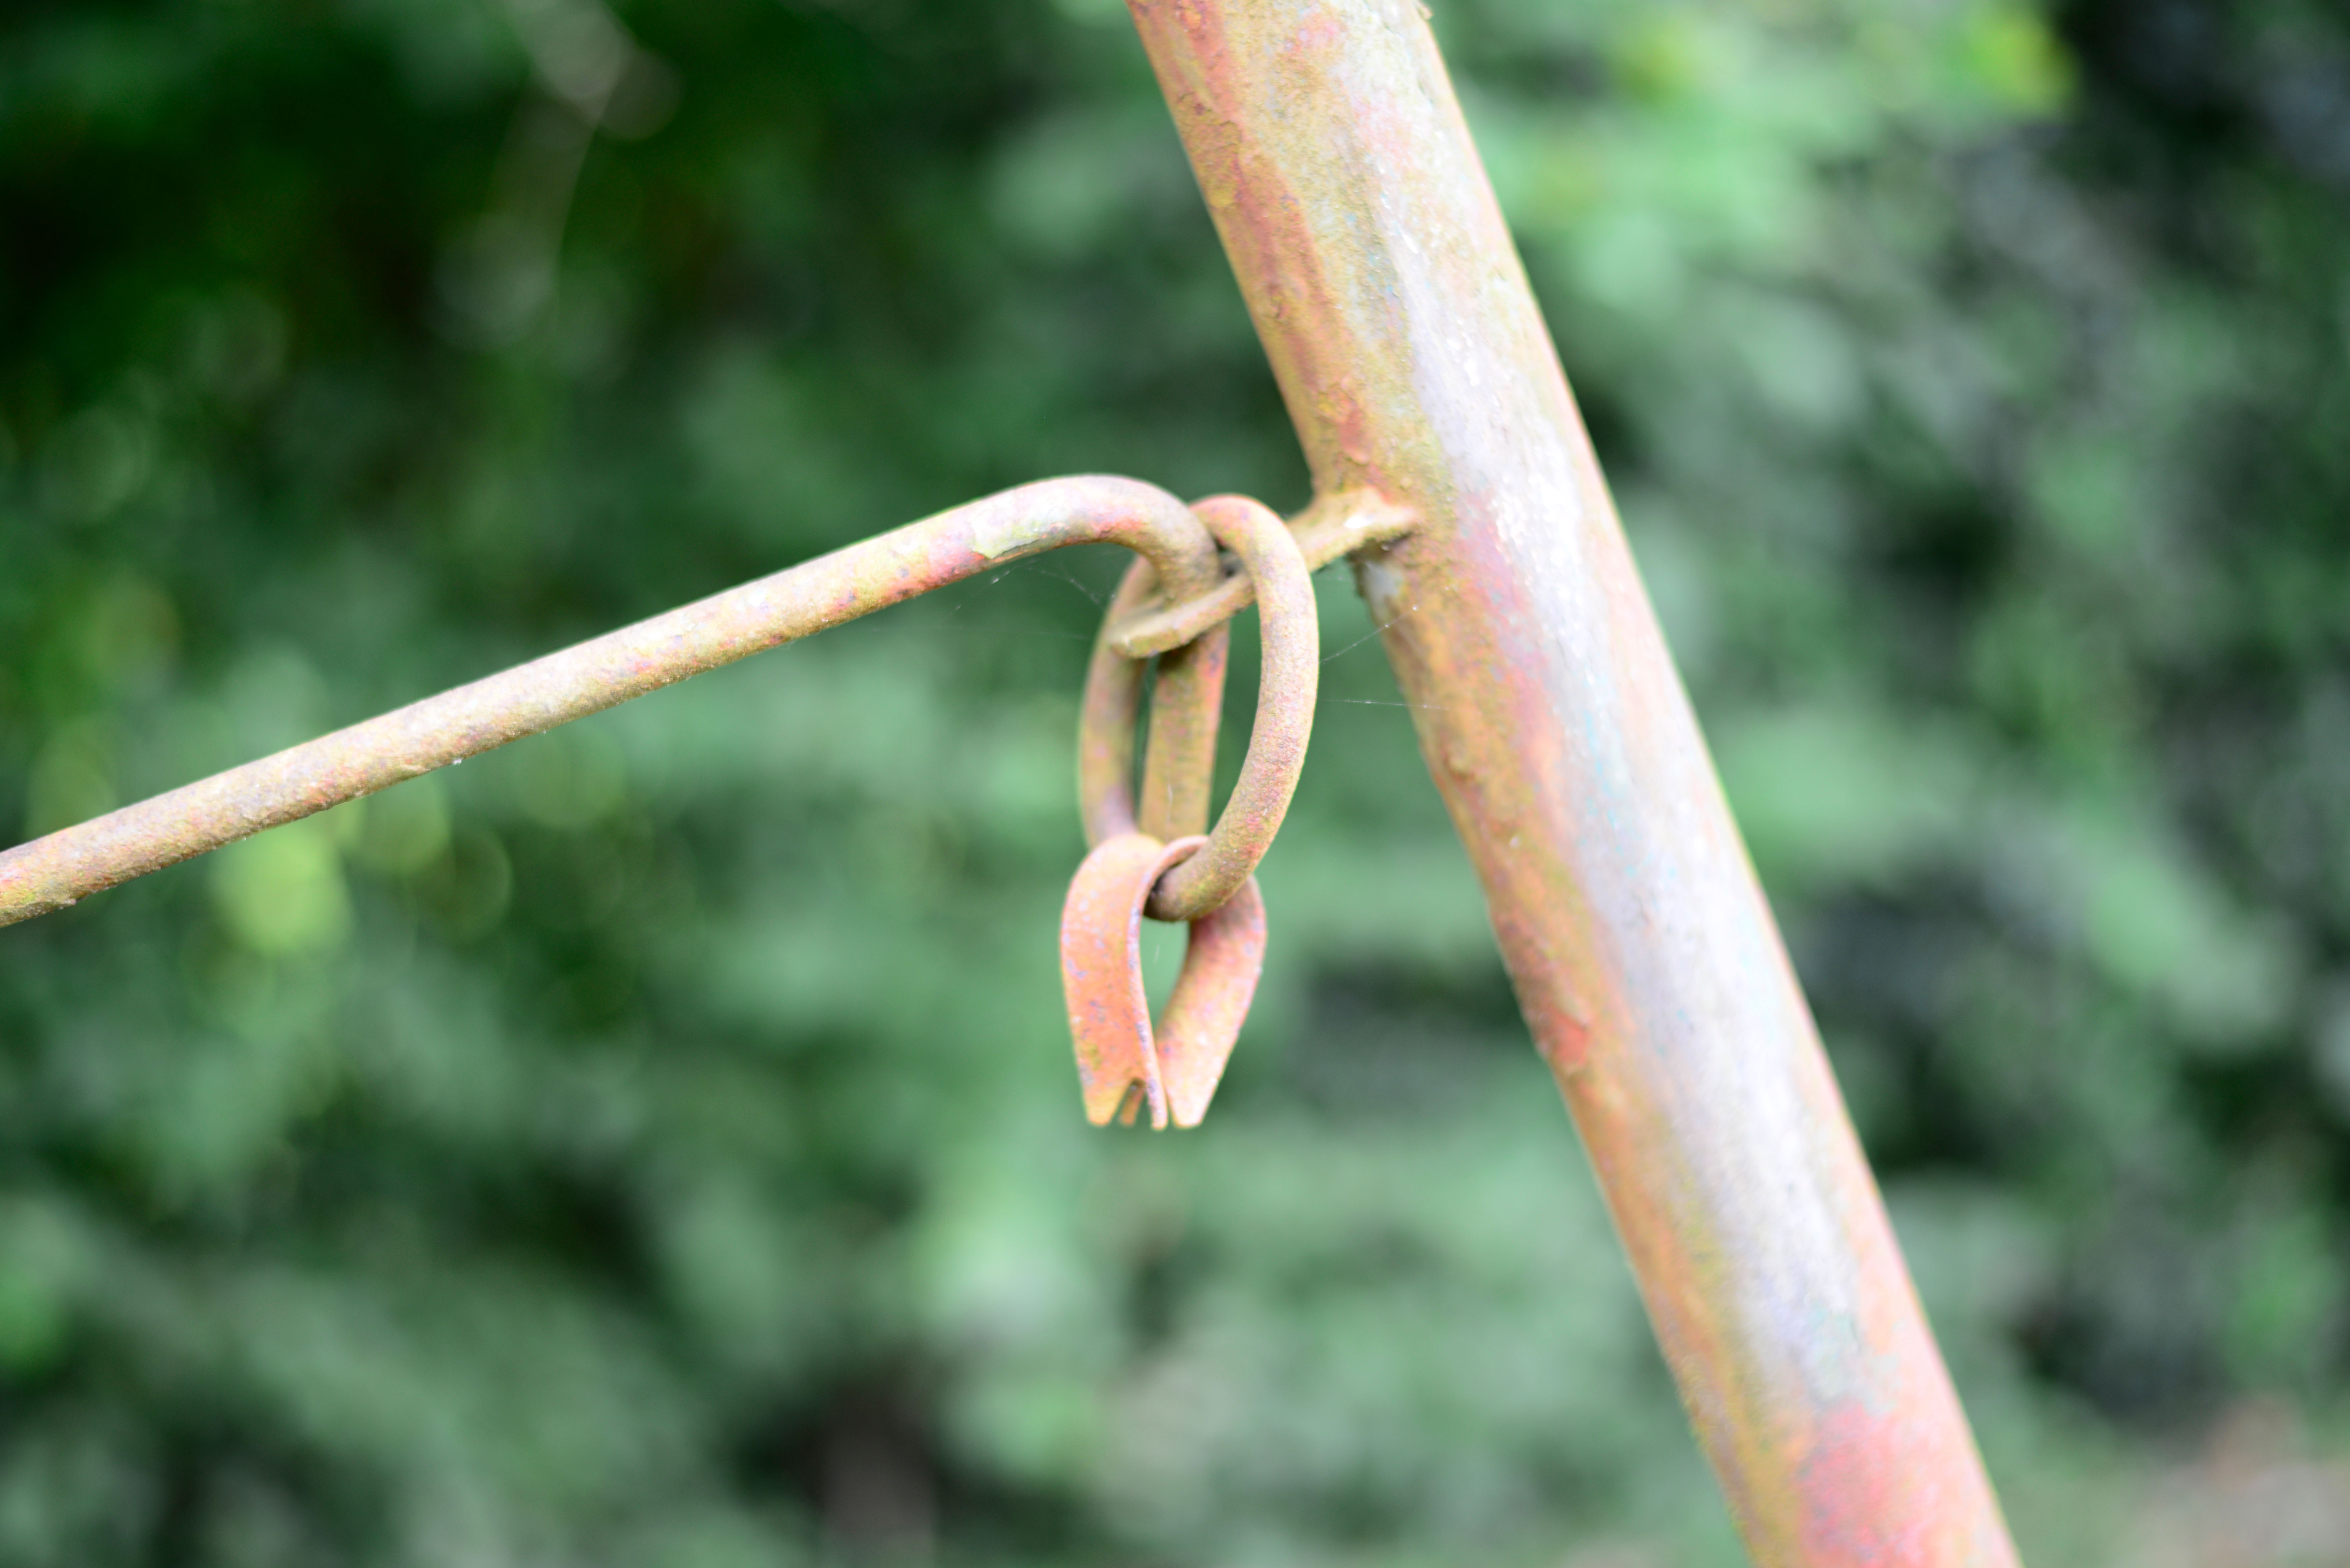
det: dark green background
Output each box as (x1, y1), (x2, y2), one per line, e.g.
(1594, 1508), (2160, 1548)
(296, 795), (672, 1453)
(4, 0), (2347, 1562)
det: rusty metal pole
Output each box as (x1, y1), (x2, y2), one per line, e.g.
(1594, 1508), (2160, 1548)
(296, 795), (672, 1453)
(1125, 3), (2022, 1563)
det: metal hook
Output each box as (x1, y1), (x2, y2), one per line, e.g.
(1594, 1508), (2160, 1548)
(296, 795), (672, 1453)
(1061, 834), (1265, 1129)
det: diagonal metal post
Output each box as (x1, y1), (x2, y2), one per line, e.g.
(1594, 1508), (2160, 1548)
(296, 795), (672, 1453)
(1124, 2), (2022, 1561)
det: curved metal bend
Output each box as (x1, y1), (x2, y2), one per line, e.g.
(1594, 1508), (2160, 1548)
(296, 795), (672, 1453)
(0, 476), (1223, 928)
(1080, 496), (1321, 922)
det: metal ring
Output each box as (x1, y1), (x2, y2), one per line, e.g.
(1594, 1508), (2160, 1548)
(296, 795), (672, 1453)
(1077, 561), (1229, 847)
(1078, 494), (1319, 923)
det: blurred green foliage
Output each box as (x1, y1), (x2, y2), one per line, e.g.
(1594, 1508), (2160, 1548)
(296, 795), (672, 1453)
(4, 0), (2349, 1562)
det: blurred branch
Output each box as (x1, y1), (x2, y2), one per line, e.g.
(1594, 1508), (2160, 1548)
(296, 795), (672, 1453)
(439, 0), (676, 345)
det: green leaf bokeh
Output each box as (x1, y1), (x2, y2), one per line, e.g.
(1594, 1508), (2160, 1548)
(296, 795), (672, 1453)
(4, 0), (2349, 1562)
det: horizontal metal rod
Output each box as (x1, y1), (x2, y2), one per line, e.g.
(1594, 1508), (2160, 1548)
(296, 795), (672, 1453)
(1, 475), (1238, 929)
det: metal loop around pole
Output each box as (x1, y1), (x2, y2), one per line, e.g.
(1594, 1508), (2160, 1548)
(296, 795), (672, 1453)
(1077, 494), (1319, 925)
